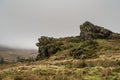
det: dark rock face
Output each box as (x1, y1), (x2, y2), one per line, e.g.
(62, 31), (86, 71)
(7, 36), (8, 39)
(36, 36), (60, 60)
(80, 21), (120, 40)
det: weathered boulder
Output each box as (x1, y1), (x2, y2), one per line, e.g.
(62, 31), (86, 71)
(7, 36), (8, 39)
(36, 36), (60, 60)
(80, 21), (112, 40)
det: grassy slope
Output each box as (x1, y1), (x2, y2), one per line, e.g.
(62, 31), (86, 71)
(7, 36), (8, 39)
(0, 39), (120, 80)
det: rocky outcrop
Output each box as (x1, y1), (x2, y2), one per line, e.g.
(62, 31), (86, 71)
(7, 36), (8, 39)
(36, 36), (60, 60)
(36, 21), (120, 60)
(80, 21), (120, 40)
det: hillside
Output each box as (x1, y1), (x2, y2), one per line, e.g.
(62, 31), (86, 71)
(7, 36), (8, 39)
(0, 45), (14, 51)
(0, 46), (37, 63)
(36, 21), (120, 60)
(0, 21), (120, 80)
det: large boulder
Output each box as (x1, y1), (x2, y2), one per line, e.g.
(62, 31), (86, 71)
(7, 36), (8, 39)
(36, 36), (60, 60)
(80, 21), (120, 40)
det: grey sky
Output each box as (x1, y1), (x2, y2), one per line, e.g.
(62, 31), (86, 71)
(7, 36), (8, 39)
(0, 0), (120, 49)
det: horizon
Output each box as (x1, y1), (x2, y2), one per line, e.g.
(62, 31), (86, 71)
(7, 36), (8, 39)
(0, 0), (120, 49)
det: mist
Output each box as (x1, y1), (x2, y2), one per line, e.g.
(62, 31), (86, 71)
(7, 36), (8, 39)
(0, 0), (120, 49)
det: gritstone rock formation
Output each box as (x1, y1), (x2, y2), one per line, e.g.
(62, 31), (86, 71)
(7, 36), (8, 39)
(36, 36), (60, 60)
(36, 21), (120, 60)
(80, 21), (120, 40)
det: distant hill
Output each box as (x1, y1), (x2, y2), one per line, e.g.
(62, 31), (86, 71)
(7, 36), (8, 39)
(0, 45), (13, 51)
(0, 45), (37, 63)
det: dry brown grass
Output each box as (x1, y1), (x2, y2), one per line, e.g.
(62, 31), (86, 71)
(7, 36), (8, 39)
(0, 39), (120, 80)
(0, 58), (120, 80)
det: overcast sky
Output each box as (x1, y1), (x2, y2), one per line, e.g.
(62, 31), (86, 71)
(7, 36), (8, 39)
(0, 0), (120, 49)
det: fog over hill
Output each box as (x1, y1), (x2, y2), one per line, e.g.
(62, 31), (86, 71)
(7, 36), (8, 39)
(0, 45), (37, 63)
(0, 45), (12, 51)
